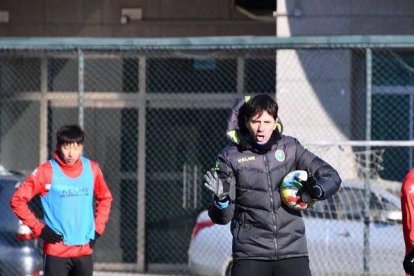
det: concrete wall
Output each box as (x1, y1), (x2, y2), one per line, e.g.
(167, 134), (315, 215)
(0, 0), (275, 37)
(275, 0), (414, 179)
(277, 0), (414, 36)
(2, 0), (413, 37)
(276, 49), (357, 179)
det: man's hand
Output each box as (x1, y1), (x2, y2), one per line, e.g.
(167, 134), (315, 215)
(203, 171), (228, 200)
(89, 231), (101, 249)
(40, 225), (63, 243)
(300, 176), (323, 203)
(403, 250), (414, 274)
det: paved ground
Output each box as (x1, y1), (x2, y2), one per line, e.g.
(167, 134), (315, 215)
(94, 272), (188, 276)
(94, 263), (190, 276)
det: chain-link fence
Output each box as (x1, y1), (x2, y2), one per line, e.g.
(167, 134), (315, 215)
(0, 36), (413, 275)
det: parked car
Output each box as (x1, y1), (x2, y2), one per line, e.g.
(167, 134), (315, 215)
(188, 179), (405, 276)
(0, 165), (43, 276)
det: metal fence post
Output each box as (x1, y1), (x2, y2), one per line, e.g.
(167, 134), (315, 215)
(78, 49), (85, 129)
(363, 47), (372, 276)
(237, 57), (245, 95)
(137, 55), (147, 272)
(39, 56), (48, 163)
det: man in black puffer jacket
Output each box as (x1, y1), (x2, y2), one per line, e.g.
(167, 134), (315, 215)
(204, 94), (341, 276)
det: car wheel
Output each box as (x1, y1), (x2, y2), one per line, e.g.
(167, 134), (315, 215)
(225, 262), (232, 276)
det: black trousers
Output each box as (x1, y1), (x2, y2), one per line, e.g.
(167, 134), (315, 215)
(43, 254), (93, 276)
(231, 257), (312, 276)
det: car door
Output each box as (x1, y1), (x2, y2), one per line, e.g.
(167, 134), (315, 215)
(305, 186), (366, 274)
(336, 189), (365, 273)
(305, 183), (405, 275)
(326, 187), (363, 274)
(331, 185), (404, 275)
(304, 201), (337, 275)
(368, 191), (405, 275)
(340, 185), (405, 275)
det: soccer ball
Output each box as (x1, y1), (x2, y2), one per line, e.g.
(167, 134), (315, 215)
(280, 170), (310, 210)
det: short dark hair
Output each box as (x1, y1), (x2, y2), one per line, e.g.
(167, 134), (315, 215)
(243, 94), (278, 122)
(56, 125), (85, 146)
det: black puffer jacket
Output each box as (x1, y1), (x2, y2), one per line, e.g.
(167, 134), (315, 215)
(208, 97), (342, 261)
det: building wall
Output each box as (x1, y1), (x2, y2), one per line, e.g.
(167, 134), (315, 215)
(0, 0), (275, 37)
(277, 0), (414, 36)
(1, 0), (413, 37)
(276, 0), (414, 180)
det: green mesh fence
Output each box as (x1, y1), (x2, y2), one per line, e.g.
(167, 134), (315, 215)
(0, 36), (413, 275)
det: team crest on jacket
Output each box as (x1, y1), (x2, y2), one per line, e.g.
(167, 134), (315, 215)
(275, 149), (285, 162)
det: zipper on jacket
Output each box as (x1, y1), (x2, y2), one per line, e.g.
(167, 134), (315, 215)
(264, 154), (278, 257)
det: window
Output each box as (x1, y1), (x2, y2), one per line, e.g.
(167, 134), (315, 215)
(372, 50), (414, 180)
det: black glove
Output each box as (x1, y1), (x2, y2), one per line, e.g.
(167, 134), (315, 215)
(404, 250), (414, 274)
(300, 176), (324, 203)
(40, 225), (63, 243)
(89, 231), (101, 249)
(203, 171), (229, 201)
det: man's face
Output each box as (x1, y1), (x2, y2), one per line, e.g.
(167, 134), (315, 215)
(246, 111), (277, 144)
(58, 142), (83, 165)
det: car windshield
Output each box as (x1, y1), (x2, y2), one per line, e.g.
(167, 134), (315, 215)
(303, 185), (400, 222)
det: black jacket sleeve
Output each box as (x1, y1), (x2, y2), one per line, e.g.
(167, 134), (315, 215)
(207, 151), (235, 225)
(294, 139), (342, 200)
